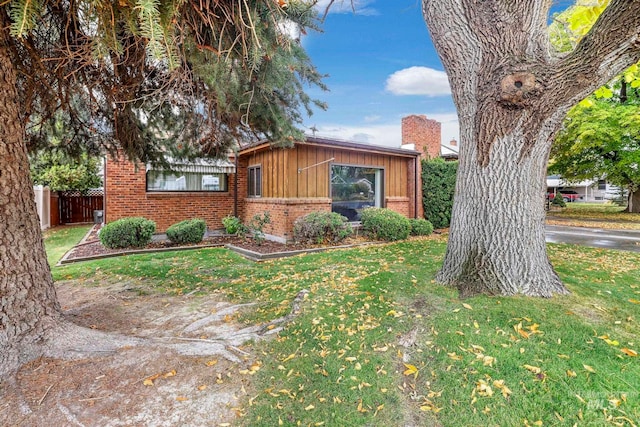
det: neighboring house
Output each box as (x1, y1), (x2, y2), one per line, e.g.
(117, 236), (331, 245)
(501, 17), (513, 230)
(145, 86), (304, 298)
(546, 175), (623, 201)
(104, 115), (443, 242)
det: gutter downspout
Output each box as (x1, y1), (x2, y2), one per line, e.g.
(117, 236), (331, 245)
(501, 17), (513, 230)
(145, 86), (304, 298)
(234, 151), (238, 218)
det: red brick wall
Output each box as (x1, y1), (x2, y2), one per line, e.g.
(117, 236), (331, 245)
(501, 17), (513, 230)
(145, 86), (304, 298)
(401, 115), (442, 160)
(385, 197), (411, 217)
(244, 198), (332, 242)
(105, 155), (236, 232)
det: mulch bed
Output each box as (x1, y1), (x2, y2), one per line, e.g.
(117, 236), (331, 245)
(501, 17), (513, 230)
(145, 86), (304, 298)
(62, 225), (370, 263)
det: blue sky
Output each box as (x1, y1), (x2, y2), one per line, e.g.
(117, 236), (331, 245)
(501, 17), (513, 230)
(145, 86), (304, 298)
(299, 0), (574, 149)
(299, 0), (459, 149)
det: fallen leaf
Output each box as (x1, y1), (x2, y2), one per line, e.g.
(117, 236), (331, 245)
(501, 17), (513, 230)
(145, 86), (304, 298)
(621, 348), (638, 357)
(523, 365), (541, 374)
(583, 364), (596, 373)
(462, 303), (473, 310)
(403, 363), (419, 378)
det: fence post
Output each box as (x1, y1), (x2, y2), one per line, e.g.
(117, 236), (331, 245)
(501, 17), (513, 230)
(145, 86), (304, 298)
(33, 185), (51, 230)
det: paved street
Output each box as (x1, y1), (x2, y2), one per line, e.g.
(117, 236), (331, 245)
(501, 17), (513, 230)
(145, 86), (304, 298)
(546, 224), (640, 253)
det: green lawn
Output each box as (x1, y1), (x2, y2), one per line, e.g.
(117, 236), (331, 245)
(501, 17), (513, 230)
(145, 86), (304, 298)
(43, 224), (92, 266)
(49, 234), (640, 426)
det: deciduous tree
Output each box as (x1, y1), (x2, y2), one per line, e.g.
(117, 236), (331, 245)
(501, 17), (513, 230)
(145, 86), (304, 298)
(422, 0), (640, 297)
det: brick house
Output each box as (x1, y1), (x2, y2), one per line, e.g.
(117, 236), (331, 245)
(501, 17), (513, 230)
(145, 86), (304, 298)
(104, 115), (442, 241)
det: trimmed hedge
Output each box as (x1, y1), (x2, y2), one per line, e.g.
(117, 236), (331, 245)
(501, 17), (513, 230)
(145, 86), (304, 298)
(409, 218), (434, 236)
(422, 158), (457, 229)
(166, 218), (206, 244)
(293, 211), (353, 244)
(360, 208), (410, 241)
(99, 217), (156, 249)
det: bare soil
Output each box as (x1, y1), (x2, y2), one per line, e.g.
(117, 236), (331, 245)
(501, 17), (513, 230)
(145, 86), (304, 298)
(64, 225), (363, 262)
(0, 280), (270, 427)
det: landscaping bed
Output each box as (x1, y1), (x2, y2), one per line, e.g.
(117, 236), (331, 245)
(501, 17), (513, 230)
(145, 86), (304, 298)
(62, 224), (373, 263)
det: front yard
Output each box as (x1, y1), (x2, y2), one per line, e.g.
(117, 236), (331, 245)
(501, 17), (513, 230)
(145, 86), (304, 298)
(34, 227), (640, 426)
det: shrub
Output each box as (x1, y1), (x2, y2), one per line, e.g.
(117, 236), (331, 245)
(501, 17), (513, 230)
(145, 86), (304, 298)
(360, 208), (410, 241)
(247, 212), (271, 245)
(293, 211), (353, 244)
(99, 217), (156, 249)
(166, 218), (206, 244)
(222, 215), (246, 235)
(551, 192), (567, 207)
(422, 158), (458, 229)
(409, 218), (434, 236)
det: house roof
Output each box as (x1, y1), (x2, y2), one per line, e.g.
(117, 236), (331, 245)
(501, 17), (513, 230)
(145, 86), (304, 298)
(238, 136), (421, 158)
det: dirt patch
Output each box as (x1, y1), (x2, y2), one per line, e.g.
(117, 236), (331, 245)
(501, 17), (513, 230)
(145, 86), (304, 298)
(63, 225), (369, 262)
(0, 281), (267, 427)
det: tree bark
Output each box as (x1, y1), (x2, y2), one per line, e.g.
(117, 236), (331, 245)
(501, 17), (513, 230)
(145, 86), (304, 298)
(423, 0), (640, 297)
(627, 188), (640, 213)
(0, 26), (61, 376)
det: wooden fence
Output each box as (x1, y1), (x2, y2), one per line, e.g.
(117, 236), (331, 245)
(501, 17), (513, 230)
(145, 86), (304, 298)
(58, 190), (104, 224)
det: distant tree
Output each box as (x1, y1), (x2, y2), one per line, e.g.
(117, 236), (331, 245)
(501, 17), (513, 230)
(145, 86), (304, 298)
(423, 0), (640, 297)
(1, 0), (326, 376)
(30, 151), (102, 191)
(550, 99), (640, 212)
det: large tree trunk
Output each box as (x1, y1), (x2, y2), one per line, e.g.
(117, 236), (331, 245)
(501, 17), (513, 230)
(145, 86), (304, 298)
(437, 117), (567, 297)
(0, 27), (61, 376)
(423, 0), (640, 297)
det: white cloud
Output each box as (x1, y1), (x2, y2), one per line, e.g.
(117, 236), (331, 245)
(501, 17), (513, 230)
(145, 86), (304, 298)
(308, 113), (460, 149)
(386, 66), (451, 97)
(364, 114), (381, 123)
(313, 0), (378, 16)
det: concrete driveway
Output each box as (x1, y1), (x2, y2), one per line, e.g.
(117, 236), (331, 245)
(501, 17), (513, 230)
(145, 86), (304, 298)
(546, 225), (640, 253)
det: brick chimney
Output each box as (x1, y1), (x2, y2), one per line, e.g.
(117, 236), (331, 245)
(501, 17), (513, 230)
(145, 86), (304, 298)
(401, 115), (442, 159)
(450, 138), (457, 147)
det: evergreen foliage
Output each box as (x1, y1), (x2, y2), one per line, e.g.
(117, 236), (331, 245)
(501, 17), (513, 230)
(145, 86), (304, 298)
(551, 193), (567, 208)
(409, 218), (434, 236)
(293, 211), (353, 244)
(99, 217), (156, 249)
(166, 219), (206, 244)
(360, 208), (411, 242)
(5, 0), (327, 165)
(421, 158), (457, 229)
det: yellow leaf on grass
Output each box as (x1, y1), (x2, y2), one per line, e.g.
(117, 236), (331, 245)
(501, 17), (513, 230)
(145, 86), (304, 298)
(462, 303), (473, 310)
(628, 299), (640, 304)
(523, 365), (541, 374)
(282, 353), (296, 363)
(304, 404), (314, 411)
(566, 370), (577, 378)
(403, 363), (419, 377)
(583, 364), (596, 373)
(621, 348), (638, 357)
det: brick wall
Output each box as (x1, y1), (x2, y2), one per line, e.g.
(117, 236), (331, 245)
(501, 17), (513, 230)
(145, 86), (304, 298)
(385, 196), (411, 217)
(244, 198), (332, 242)
(401, 115), (442, 160)
(105, 155), (237, 232)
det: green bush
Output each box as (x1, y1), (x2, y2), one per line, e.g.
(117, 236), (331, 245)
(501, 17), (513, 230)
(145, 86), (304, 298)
(293, 211), (353, 244)
(166, 218), (206, 244)
(222, 215), (246, 235)
(409, 218), (434, 236)
(422, 158), (457, 229)
(99, 217), (156, 249)
(360, 208), (410, 241)
(551, 193), (567, 207)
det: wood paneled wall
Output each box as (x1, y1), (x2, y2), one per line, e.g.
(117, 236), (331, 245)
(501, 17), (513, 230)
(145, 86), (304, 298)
(242, 144), (413, 200)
